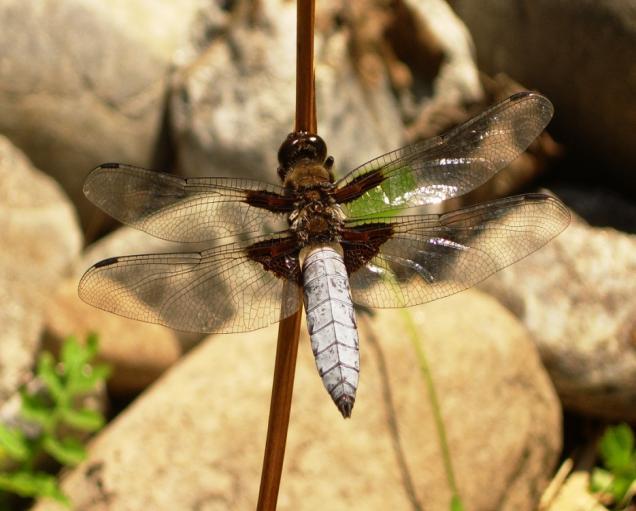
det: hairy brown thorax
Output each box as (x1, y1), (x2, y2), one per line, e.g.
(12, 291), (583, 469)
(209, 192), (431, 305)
(285, 165), (344, 246)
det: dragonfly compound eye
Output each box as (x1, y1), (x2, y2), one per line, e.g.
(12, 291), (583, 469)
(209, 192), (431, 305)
(277, 132), (328, 180)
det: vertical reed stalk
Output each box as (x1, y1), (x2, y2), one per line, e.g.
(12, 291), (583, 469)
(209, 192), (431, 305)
(256, 1), (316, 509)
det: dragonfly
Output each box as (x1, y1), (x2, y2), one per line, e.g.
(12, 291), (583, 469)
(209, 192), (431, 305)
(79, 92), (570, 418)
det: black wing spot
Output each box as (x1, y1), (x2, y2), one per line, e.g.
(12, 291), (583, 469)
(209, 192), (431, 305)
(93, 257), (119, 268)
(99, 163), (121, 169)
(508, 91), (532, 102)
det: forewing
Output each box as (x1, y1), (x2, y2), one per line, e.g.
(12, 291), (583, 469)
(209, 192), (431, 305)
(78, 235), (301, 333)
(335, 93), (554, 217)
(344, 194), (569, 308)
(84, 164), (293, 242)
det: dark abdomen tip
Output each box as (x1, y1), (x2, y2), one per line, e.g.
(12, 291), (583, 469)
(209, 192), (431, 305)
(337, 396), (354, 419)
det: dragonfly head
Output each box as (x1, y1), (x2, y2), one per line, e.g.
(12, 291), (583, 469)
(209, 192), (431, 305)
(277, 132), (330, 182)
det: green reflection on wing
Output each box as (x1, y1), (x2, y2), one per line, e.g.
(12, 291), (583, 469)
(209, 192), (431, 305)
(346, 165), (416, 219)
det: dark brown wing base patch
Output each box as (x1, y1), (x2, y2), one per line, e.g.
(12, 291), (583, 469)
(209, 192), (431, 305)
(247, 237), (301, 283)
(244, 190), (296, 212)
(331, 168), (385, 203)
(341, 223), (393, 274)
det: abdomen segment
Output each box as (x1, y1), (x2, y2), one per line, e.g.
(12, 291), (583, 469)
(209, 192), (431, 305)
(301, 244), (359, 418)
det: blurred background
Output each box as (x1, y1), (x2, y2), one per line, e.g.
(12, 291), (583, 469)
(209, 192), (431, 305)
(0, 0), (634, 509)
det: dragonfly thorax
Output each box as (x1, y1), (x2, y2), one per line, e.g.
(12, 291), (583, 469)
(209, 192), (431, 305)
(283, 160), (333, 189)
(289, 196), (344, 245)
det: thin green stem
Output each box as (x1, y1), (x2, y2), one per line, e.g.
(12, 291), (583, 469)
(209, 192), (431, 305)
(400, 308), (464, 510)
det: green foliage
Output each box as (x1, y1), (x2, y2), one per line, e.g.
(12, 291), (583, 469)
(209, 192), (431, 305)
(346, 164), (416, 219)
(0, 472), (68, 505)
(450, 495), (465, 511)
(0, 334), (110, 506)
(590, 423), (636, 509)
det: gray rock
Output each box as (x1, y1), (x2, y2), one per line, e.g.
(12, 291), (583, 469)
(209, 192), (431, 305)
(402, 0), (483, 108)
(479, 215), (636, 421)
(0, 0), (205, 228)
(0, 136), (82, 402)
(33, 290), (561, 511)
(170, 0), (405, 184)
(332, 0), (483, 122)
(170, 0), (486, 184)
(449, 0), (636, 191)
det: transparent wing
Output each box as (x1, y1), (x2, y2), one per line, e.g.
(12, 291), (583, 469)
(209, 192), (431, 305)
(335, 93), (554, 217)
(344, 194), (569, 308)
(78, 234), (301, 333)
(84, 163), (292, 242)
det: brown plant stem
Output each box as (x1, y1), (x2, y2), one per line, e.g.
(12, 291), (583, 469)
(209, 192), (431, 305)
(295, 0), (317, 133)
(256, 287), (303, 510)
(256, 1), (316, 510)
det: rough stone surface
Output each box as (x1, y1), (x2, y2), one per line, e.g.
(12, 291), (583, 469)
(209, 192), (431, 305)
(479, 215), (636, 421)
(449, 0), (636, 191)
(171, 0), (480, 181)
(171, 0), (403, 184)
(33, 290), (561, 511)
(0, 0), (205, 227)
(328, 0), (483, 119)
(0, 136), (82, 402)
(401, 0), (483, 108)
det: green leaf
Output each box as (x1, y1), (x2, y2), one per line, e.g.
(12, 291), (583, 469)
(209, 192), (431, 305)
(61, 336), (87, 377)
(0, 471), (69, 504)
(610, 475), (634, 502)
(84, 333), (99, 359)
(67, 364), (111, 395)
(590, 467), (613, 493)
(42, 436), (86, 466)
(346, 164), (416, 219)
(593, 424), (636, 504)
(91, 363), (111, 382)
(60, 408), (104, 432)
(37, 352), (65, 403)
(600, 423), (634, 472)
(0, 424), (30, 462)
(19, 391), (55, 432)
(450, 495), (465, 511)
(64, 335), (110, 396)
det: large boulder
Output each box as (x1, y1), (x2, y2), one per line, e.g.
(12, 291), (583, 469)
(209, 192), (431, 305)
(170, 0), (483, 184)
(480, 215), (636, 421)
(170, 0), (403, 184)
(0, 136), (82, 402)
(34, 290), (561, 511)
(0, 0), (205, 228)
